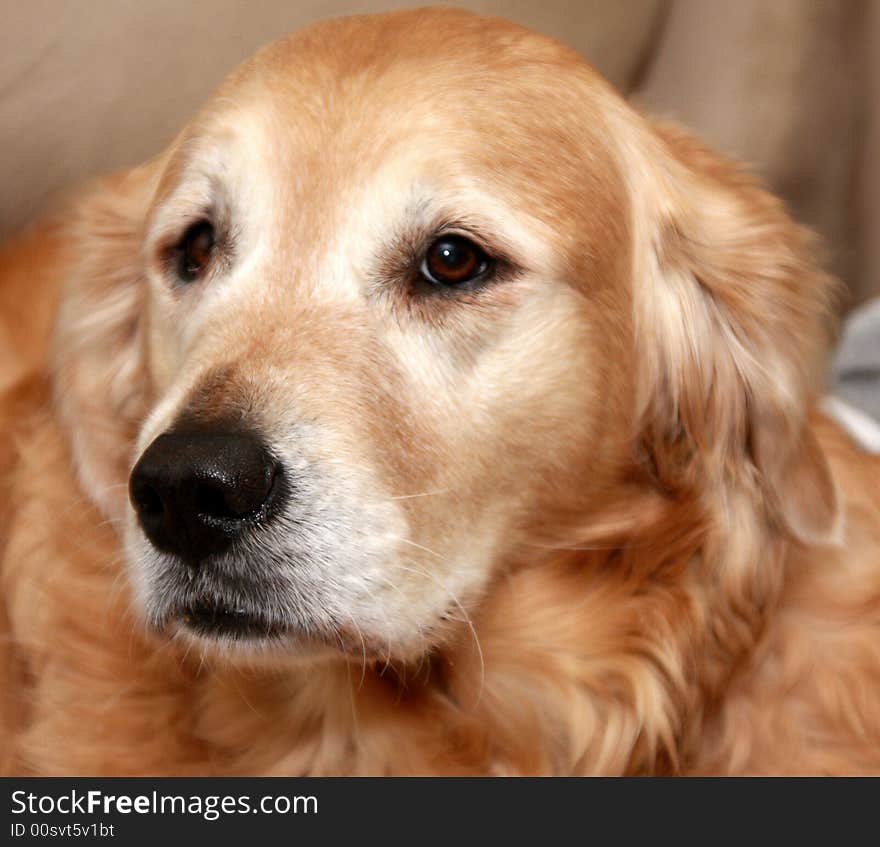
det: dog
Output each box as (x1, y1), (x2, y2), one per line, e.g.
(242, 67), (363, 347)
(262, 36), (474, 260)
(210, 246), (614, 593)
(1, 7), (879, 775)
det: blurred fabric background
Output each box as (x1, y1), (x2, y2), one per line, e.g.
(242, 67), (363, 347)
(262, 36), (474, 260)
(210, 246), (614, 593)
(1, 0), (876, 304)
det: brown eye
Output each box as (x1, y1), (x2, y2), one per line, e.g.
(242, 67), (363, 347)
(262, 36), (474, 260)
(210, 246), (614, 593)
(175, 220), (215, 283)
(421, 235), (491, 287)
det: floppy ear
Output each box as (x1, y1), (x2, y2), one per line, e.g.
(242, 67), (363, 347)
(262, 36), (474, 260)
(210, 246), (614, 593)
(633, 121), (840, 544)
(51, 162), (162, 522)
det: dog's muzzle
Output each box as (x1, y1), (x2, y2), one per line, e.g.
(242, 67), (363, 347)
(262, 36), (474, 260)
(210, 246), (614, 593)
(129, 428), (291, 639)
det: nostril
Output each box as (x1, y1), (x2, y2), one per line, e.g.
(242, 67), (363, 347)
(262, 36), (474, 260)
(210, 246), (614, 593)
(193, 462), (278, 520)
(132, 480), (164, 519)
(194, 481), (244, 520)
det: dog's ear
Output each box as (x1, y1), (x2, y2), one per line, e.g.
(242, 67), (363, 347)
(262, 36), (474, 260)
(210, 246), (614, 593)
(51, 161), (162, 521)
(633, 122), (840, 544)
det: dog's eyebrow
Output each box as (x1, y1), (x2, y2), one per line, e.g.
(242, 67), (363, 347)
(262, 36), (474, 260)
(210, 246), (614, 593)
(403, 191), (525, 258)
(145, 180), (240, 286)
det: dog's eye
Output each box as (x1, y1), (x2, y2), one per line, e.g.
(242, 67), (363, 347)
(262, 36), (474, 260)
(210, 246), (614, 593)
(420, 235), (491, 287)
(174, 220), (215, 283)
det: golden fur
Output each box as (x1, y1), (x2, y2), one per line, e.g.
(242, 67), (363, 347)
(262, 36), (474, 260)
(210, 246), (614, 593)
(1, 8), (879, 775)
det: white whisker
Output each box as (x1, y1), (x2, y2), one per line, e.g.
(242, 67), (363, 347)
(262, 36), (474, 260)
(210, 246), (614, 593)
(392, 554), (485, 710)
(387, 489), (450, 501)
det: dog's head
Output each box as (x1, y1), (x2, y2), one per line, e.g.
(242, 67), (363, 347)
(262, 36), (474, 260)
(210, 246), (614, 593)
(53, 9), (838, 662)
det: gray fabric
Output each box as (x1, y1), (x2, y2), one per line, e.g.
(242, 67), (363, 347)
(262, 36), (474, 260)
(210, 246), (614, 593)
(832, 297), (880, 422)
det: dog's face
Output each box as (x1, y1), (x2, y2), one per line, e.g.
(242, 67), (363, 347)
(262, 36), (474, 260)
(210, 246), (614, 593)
(122, 15), (637, 658)
(54, 10), (833, 664)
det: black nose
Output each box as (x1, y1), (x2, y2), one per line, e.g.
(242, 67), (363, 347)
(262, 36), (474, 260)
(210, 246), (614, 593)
(129, 431), (281, 562)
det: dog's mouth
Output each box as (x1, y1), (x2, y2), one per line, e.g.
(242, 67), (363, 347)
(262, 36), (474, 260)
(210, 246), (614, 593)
(177, 598), (290, 640)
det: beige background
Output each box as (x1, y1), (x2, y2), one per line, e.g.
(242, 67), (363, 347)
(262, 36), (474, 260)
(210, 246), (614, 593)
(1, 0), (876, 303)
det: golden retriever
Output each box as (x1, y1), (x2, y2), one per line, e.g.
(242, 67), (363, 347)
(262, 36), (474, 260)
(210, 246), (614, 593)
(1, 8), (879, 775)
